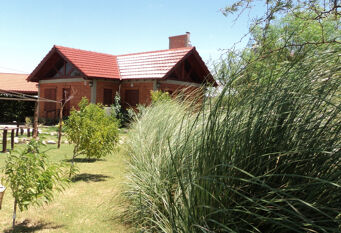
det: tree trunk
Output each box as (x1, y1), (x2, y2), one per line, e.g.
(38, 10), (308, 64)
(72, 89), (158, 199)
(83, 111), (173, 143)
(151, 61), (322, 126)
(12, 199), (17, 229)
(69, 145), (78, 178)
(33, 101), (39, 138)
(58, 104), (63, 149)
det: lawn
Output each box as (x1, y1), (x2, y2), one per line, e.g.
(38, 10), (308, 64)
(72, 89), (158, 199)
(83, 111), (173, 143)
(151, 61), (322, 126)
(0, 127), (132, 233)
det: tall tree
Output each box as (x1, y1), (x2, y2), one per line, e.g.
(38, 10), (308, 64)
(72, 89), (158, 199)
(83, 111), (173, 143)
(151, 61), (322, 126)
(214, 0), (340, 89)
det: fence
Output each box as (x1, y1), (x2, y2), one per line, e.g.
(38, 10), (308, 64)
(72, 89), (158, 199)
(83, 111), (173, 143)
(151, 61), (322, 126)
(1, 123), (36, 152)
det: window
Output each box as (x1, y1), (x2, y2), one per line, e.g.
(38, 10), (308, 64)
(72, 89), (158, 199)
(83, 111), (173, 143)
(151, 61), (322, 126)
(69, 69), (82, 76)
(103, 89), (113, 106)
(65, 62), (73, 75)
(46, 60), (82, 78)
(52, 59), (65, 78)
(125, 90), (139, 107)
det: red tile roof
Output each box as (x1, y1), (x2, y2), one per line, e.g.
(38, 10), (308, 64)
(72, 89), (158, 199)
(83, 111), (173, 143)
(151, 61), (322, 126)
(117, 47), (193, 79)
(0, 73), (37, 94)
(55, 46), (120, 79)
(28, 45), (214, 84)
(55, 46), (193, 80)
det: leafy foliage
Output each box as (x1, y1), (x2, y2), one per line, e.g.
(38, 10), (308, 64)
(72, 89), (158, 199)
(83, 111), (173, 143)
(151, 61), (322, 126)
(65, 97), (119, 161)
(0, 96), (35, 123)
(110, 92), (124, 122)
(215, 9), (340, 89)
(150, 90), (171, 103)
(3, 140), (69, 212)
(109, 92), (136, 126)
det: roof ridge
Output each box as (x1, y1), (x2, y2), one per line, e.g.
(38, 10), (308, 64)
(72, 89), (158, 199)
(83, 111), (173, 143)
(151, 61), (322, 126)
(54, 45), (194, 58)
(117, 46), (194, 57)
(54, 45), (117, 57)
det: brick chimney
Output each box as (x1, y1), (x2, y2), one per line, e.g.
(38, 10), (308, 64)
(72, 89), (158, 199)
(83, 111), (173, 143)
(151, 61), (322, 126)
(169, 32), (191, 49)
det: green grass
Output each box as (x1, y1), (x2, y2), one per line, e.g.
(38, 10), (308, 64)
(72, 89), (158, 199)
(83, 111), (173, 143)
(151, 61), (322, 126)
(0, 130), (132, 233)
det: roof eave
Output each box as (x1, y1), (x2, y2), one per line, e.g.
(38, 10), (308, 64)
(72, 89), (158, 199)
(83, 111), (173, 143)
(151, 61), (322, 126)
(54, 47), (87, 77)
(87, 76), (121, 81)
(163, 47), (217, 86)
(27, 46), (57, 82)
(162, 47), (196, 80)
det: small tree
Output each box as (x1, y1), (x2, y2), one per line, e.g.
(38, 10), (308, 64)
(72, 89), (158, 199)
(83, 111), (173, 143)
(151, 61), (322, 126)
(110, 92), (124, 124)
(65, 98), (119, 174)
(2, 140), (69, 229)
(109, 92), (136, 126)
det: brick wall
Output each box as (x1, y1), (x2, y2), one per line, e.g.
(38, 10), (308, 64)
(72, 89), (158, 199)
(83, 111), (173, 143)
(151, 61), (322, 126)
(120, 81), (154, 106)
(95, 80), (119, 105)
(39, 81), (91, 119)
(39, 79), (204, 119)
(160, 83), (200, 94)
(169, 33), (191, 49)
(160, 82), (204, 103)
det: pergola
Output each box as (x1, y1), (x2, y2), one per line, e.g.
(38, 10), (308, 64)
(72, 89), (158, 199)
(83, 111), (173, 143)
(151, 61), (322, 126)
(0, 89), (70, 149)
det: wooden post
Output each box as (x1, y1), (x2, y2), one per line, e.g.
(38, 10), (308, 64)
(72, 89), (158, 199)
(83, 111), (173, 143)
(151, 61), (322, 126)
(2, 128), (7, 153)
(27, 127), (30, 137)
(58, 104), (63, 149)
(16, 122), (19, 137)
(11, 129), (15, 150)
(20, 127), (24, 135)
(33, 101), (39, 138)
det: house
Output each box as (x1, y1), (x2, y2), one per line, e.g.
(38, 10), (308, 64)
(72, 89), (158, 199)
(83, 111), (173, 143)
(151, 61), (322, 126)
(27, 33), (216, 119)
(0, 73), (37, 95)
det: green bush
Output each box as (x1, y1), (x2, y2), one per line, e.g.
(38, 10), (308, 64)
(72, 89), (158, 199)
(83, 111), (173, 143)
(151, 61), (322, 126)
(3, 140), (69, 228)
(109, 92), (136, 126)
(65, 98), (119, 167)
(150, 90), (171, 103)
(125, 55), (341, 232)
(0, 97), (35, 123)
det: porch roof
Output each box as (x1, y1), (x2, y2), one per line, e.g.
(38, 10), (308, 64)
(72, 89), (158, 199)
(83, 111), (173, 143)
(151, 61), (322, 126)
(0, 73), (37, 94)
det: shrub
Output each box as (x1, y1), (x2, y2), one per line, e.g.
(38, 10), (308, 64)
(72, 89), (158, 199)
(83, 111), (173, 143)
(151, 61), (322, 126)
(0, 97), (35, 123)
(25, 117), (32, 127)
(65, 98), (119, 170)
(2, 140), (69, 228)
(109, 92), (136, 126)
(150, 90), (171, 103)
(125, 55), (341, 232)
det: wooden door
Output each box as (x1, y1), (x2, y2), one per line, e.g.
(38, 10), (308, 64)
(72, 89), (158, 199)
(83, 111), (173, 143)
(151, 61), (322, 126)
(44, 88), (57, 118)
(125, 90), (139, 107)
(103, 89), (113, 106)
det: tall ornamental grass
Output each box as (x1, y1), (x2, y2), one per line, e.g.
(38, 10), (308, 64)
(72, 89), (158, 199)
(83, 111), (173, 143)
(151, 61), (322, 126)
(125, 48), (341, 232)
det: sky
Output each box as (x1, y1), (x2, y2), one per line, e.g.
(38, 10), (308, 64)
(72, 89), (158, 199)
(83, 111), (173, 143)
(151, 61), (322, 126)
(0, 0), (266, 74)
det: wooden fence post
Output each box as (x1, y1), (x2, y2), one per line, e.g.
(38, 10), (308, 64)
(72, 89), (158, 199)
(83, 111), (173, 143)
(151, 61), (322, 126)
(2, 128), (7, 153)
(58, 104), (63, 149)
(20, 127), (24, 135)
(33, 101), (39, 138)
(11, 129), (15, 150)
(16, 122), (19, 137)
(27, 128), (30, 137)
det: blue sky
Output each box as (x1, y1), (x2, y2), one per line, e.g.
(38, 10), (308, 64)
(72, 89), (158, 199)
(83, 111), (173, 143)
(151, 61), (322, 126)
(0, 0), (265, 74)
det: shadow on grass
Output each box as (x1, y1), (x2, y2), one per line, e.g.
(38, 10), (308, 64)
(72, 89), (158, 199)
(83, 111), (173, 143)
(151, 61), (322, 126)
(4, 219), (63, 233)
(64, 158), (105, 163)
(71, 173), (111, 183)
